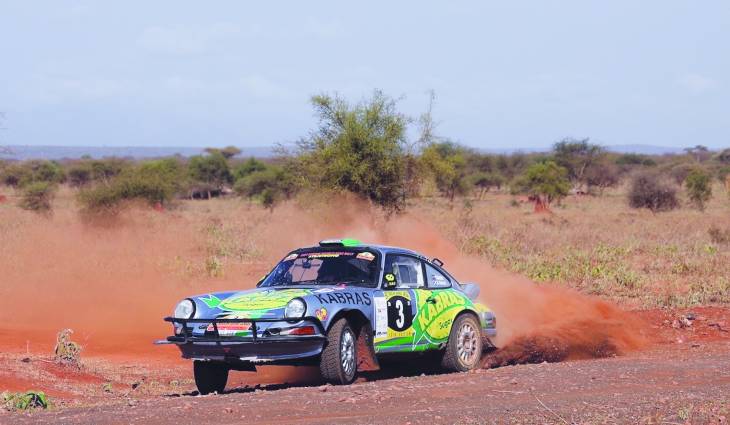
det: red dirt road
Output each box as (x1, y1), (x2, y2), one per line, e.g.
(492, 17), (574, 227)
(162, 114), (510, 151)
(2, 307), (729, 424)
(7, 343), (730, 424)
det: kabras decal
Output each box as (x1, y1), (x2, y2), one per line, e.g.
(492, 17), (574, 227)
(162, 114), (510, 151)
(314, 291), (371, 306)
(414, 290), (469, 343)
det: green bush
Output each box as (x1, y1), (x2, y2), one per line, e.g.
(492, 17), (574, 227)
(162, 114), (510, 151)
(512, 160), (570, 211)
(1, 160), (64, 188)
(628, 172), (679, 212)
(685, 169), (712, 210)
(2, 391), (50, 411)
(232, 158), (267, 181)
(78, 159), (185, 213)
(233, 166), (294, 208)
(297, 90), (409, 211)
(19, 181), (56, 213)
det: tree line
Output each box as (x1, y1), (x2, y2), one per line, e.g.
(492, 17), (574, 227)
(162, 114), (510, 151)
(1, 91), (729, 214)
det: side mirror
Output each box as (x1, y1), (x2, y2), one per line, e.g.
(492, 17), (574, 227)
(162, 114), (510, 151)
(383, 272), (397, 289)
(462, 282), (480, 300)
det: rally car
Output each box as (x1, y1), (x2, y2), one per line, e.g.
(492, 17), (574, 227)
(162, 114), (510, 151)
(158, 239), (497, 393)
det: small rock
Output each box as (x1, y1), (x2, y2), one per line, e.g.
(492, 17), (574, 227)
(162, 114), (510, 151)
(691, 343), (701, 348)
(224, 407), (233, 414)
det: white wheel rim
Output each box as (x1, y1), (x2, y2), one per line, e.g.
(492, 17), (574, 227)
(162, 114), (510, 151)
(341, 329), (356, 377)
(456, 322), (478, 365)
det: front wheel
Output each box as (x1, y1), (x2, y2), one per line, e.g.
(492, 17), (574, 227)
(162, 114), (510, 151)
(442, 314), (483, 372)
(193, 360), (229, 395)
(319, 318), (357, 384)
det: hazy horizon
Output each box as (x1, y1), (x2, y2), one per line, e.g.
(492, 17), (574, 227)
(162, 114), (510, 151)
(1, 1), (729, 150)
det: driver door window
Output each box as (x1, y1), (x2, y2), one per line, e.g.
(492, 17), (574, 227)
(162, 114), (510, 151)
(383, 255), (424, 289)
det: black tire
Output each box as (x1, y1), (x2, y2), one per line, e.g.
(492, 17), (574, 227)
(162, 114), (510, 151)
(319, 318), (357, 385)
(442, 314), (483, 372)
(193, 360), (229, 395)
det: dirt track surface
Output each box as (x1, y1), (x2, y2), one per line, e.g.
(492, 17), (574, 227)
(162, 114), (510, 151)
(6, 341), (728, 424)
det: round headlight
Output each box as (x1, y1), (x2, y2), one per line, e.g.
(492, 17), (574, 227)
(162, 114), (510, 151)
(174, 299), (195, 319)
(285, 298), (306, 319)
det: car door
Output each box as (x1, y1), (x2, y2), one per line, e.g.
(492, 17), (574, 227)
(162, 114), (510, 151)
(373, 254), (424, 352)
(411, 262), (465, 349)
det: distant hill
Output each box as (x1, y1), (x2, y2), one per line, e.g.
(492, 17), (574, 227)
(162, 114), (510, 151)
(0, 145), (275, 161)
(0, 143), (693, 161)
(603, 145), (685, 155)
(478, 144), (687, 155)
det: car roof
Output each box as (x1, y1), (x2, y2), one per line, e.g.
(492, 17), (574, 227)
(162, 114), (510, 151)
(296, 243), (426, 259)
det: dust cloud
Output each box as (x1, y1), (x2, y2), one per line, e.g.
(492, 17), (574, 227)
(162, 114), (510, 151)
(0, 195), (646, 369)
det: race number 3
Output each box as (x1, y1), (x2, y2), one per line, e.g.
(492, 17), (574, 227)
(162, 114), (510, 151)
(387, 296), (413, 331)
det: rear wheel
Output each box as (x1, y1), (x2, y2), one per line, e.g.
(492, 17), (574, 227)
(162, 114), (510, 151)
(442, 314), (483, 372)
(193, 360), (229, 395)
(319, 318), (357, 384)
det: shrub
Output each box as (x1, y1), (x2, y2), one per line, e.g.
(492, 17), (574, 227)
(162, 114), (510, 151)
(67, 163), (93, 187)
(669, 163), (697, 185)
(684, 169), (712, 210)
(1, 160), (64, 188)
(584, 161), (620, 194)
(19, 181), (55, 213)
(628, 172), (679, 212)
(470, 171), (505, 198)
(54, 329), (82, 365)
(615, 153), (657, 167)
(297, 90), (409, 211)
(78, 160), (184, 213)
(188, 152), (232, 193)
(232, 157), (267, 181)
(2, 391), (50, 411)
(512, 161), (570, 212)
(708, 226), (730, 244)
(233, 166), (294, 208)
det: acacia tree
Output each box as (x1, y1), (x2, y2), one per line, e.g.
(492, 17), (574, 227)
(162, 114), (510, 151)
(420, 142), (470, 202)
(553, 138), (604, 191)
(685, 169), (712, 211)
(188, 151), (232, 198)
(513, 161), (570, 212)
(297, 90), (409, 211)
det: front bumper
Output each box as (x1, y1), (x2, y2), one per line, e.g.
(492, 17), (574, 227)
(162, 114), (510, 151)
(157, 316), (326, 363)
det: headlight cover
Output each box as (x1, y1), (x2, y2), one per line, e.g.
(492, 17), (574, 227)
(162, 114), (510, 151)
(285, 298), (306, 319)
(173, 299), (195, 319)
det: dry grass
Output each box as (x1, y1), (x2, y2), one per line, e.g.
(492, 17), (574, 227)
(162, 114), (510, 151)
(414, 184), (730, 308)
(2, 183), (729, 310)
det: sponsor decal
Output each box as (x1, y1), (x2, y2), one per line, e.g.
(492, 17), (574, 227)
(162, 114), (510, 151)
(414, 290), (468, 343)
(374, 295), (387, 340)
(387, 295), (413, 331)
(315, 307), (328, 321)
(314, 288), (335, 293)
(199, 289), (311, 312)
(356, 252), (375, 261)
(314, 291), (371, 306)
(206, 322), (252, 333)
(301, 251), (354, 258)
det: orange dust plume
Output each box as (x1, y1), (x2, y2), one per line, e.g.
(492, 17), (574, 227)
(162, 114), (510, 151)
(0, 195), (647, 371)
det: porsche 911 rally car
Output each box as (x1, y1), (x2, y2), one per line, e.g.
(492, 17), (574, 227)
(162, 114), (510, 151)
(158, 239), (497, 393)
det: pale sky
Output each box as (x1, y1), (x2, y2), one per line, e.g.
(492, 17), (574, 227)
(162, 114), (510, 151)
(1, 1), (728, 150)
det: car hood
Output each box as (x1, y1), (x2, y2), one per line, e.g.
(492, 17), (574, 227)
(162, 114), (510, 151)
(193, 288), (314, 319)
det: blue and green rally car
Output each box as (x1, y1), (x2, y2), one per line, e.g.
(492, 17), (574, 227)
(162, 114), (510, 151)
(158, 239), (497, 393)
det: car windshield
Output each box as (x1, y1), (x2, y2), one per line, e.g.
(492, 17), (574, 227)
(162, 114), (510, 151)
(259, 249), (380, 288)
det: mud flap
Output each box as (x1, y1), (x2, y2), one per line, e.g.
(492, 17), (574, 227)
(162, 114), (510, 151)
(356, 324), (380, 372)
